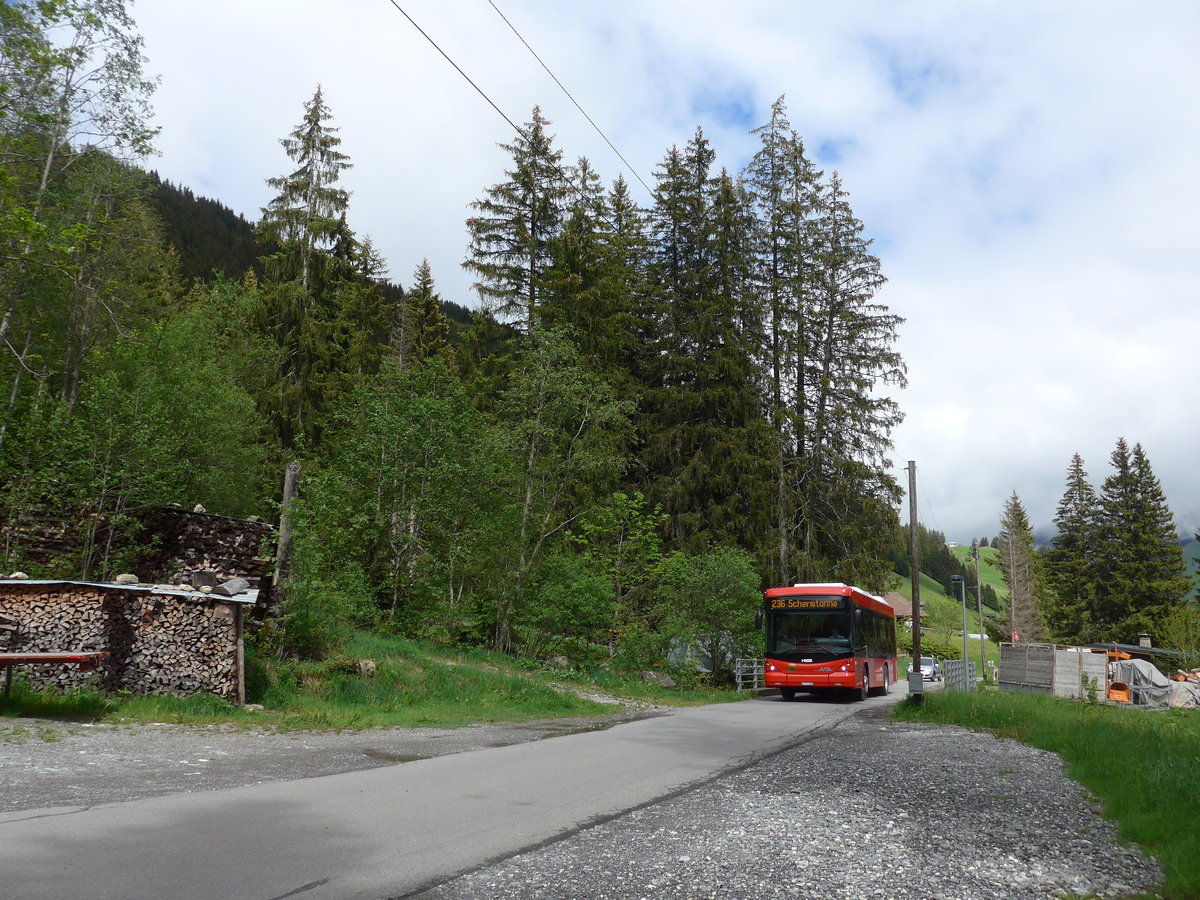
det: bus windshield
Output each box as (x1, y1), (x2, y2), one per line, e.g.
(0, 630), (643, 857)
(768, 609), (852, 656)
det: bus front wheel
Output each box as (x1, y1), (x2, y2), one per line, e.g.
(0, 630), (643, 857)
(780, 687), (797, 701)
(858, 667), (870, 701)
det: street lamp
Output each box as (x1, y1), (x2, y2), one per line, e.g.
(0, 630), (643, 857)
(951, 575), (969, 684)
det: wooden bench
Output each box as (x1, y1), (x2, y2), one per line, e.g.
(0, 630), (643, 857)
(0, 652), (111, 697)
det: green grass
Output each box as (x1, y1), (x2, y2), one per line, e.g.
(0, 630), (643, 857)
(0, 631), (740, 732)
(0, 683), (116, 721)
(893, 689), (1200, 899)
(950, 545), (1010, 604)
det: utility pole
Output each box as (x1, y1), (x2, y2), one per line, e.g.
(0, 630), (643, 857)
(907, 461), (922, 701)
(973, 539), (985, 683)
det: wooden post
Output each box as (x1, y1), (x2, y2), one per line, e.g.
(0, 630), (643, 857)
(272, 461), (301, 598)
(234, 603), (245, 707)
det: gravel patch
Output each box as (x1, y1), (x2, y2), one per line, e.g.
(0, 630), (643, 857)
(413, 706), (1163, 900)
(0, 709), (661, 811)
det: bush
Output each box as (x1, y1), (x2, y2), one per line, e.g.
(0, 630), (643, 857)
(899, 630), (965, 661)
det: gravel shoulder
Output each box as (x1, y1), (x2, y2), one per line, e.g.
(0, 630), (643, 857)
(415, 703), (1163, 900)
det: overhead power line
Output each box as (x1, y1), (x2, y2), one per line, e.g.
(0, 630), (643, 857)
(486, 0), (654, 197)
(384, 0), (525, 138)
(385, 0), (624, 230)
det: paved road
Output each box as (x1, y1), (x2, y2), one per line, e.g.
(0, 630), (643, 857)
(0, 691), (895, 900)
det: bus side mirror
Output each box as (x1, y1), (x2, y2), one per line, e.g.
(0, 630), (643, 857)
(755, 608), (763, 630)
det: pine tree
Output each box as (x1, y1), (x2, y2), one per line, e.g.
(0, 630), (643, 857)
(258, 86), (352, 292)
(744, 96), (821, 582)
(640, 130), (773, 555)
(997, 492), (1044, 641)
(253, 87), (380, 450)
(392, 259), (452, 369)
(464, 106), (567, 331)
(1094, 439), (1191, 641)
(1042, 453), (1101, 642)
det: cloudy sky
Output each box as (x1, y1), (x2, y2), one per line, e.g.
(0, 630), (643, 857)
(134, 1), (1200, 543)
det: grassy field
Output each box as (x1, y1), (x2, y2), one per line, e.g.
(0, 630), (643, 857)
(950, 544), (1010, 602)
(0, 631), (737, 731)
(894, 689), (1200, 900)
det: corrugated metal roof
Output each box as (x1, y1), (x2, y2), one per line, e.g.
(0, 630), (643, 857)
(1084, 642), (1182, 658)
(0, 580), (260, 605)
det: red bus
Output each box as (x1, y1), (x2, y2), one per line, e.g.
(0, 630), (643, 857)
(762, 583), (897, 701)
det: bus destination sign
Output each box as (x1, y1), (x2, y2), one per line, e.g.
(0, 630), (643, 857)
(769, 597), (843, 610)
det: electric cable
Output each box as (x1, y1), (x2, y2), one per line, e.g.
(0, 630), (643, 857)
(385, 0), (626, 231)
(487, 0), (654, 197)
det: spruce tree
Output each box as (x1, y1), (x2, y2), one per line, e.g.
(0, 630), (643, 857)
(464, 106), (567, 331)
(537, 157), (639, 377)
(640, 130), (773, 555)
(744, 96), (821, 582)
(997, 492), (1044, 641)
(1094, 439), (1191, 641)
(1042, 453), (1101, 642)
(789, 170), (905, 586)
(392, 259), (452, 370)
(741, 99), (905, 589)
(258, 86), (352, 292)
(254, 87), (381, 450)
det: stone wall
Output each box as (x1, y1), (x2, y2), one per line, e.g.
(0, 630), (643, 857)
(0, 582), (245, 701)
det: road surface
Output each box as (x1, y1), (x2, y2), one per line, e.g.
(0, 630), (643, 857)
(0, 691), (891, 899)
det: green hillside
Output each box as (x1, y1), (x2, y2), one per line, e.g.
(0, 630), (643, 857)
(1183, 540), (1200, 601)
(888, 571), (987, 636)
(950, 545), (1010, 603)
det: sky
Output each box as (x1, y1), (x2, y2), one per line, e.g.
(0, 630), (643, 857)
(133, 1), (1200, 544)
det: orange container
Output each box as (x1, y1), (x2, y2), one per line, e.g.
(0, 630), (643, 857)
(1107, 681), (1130, 703)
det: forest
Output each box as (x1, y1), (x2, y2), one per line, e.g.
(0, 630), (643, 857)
(2, 2), (1195, 682)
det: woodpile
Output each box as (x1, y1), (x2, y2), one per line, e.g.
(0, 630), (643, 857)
(0, 505), (276, 589)
(0, 583), (242, 700)
(135, 507), (274, 585)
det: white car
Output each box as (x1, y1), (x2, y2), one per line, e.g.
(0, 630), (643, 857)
(919, 656), (941, 681)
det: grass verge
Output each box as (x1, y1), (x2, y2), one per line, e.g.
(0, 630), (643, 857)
(892, 690), (1200, 900)
(1, 631), (741, 731)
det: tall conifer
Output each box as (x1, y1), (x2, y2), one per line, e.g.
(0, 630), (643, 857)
(641, 130), (772, 554)
(997, 491), (1044, 641)
(1095, 439), (1191, 640)
(254, 88), (382, 450)
(464, 107), (567, 331)
(1043, 453), (1101, 642)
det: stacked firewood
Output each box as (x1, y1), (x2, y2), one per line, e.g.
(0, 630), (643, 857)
(135, 507), (274, 586)
(0, 584), (240, 699)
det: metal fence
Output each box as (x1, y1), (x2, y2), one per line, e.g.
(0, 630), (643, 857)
(735, 657), (764, 692)
(942, 658), (978, 692)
